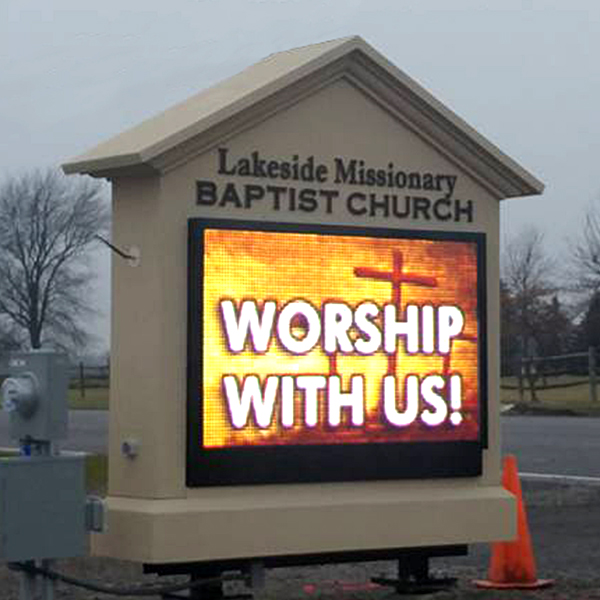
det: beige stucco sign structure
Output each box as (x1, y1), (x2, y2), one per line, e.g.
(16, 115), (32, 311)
(63, 36), (543, 566)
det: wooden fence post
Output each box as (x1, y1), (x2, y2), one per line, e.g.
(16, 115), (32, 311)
(518, 356), (524, 404)
(589, 346), (597, 403)
(79, 361), (86, 400)
(528, 359), (538, 403)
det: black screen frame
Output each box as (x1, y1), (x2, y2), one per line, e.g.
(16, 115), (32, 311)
(187, 218), (487, 487)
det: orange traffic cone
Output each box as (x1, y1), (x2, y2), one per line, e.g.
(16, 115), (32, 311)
(474, 454), (554, 589)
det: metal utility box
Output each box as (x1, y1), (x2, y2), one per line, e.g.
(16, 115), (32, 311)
(4, 351), (69, 442)
(0, 456), (86, 561)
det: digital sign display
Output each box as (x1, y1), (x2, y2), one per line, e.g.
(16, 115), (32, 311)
(187, 219), (486, 486)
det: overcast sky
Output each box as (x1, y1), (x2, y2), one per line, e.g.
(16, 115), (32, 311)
(2, 0), (598, 350)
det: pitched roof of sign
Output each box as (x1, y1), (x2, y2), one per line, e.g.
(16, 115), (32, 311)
(62, 36), (543, 198)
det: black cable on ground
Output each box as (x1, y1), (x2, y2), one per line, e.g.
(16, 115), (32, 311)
(9, 562), (244, 597)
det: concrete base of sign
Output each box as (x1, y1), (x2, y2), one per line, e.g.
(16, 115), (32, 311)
(92, 483), (515, 564)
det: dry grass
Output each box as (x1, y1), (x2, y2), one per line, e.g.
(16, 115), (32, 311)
(501, 375), (600, 415)
(68, 387), (108, 410)
(85, 453), (107, 494)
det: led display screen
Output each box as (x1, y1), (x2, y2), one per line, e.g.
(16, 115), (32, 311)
(187, 219), (486, 486)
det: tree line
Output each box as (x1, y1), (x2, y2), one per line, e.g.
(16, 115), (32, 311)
(501, 214), (600, 376)
(0, 167), (599, 368)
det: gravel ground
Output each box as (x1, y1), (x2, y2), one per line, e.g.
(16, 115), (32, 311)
(3, 482), (600, 600)
(4, 557), (600, 600)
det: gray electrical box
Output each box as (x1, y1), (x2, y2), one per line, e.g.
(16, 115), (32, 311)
(1, 351), (69, 442)
(0, 455), (86, 561)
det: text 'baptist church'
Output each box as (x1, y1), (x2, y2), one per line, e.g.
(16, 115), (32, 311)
(196, 148), (474, 223)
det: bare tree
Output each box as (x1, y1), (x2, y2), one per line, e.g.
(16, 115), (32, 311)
(502, 227), (557, 400)
(572, 202), (600, 294)
(0, 169), (109, 350)
(502, 228), (557, 350)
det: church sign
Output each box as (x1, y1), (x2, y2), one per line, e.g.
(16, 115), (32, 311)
(63, 36), (543, 566)
(188, 218), (485, 485)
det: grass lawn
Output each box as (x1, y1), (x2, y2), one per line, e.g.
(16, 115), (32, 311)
(501, 374), (600, 416)
(85, 454), (108, 494)
(69, 387), (108, 410)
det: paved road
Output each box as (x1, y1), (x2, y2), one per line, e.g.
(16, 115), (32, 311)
(502, 416), (600, 478)
(0, 410), (108, 454)
(0, 412), (598, 479)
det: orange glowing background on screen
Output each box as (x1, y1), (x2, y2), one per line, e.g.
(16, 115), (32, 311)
(201, 229), (480, 449)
